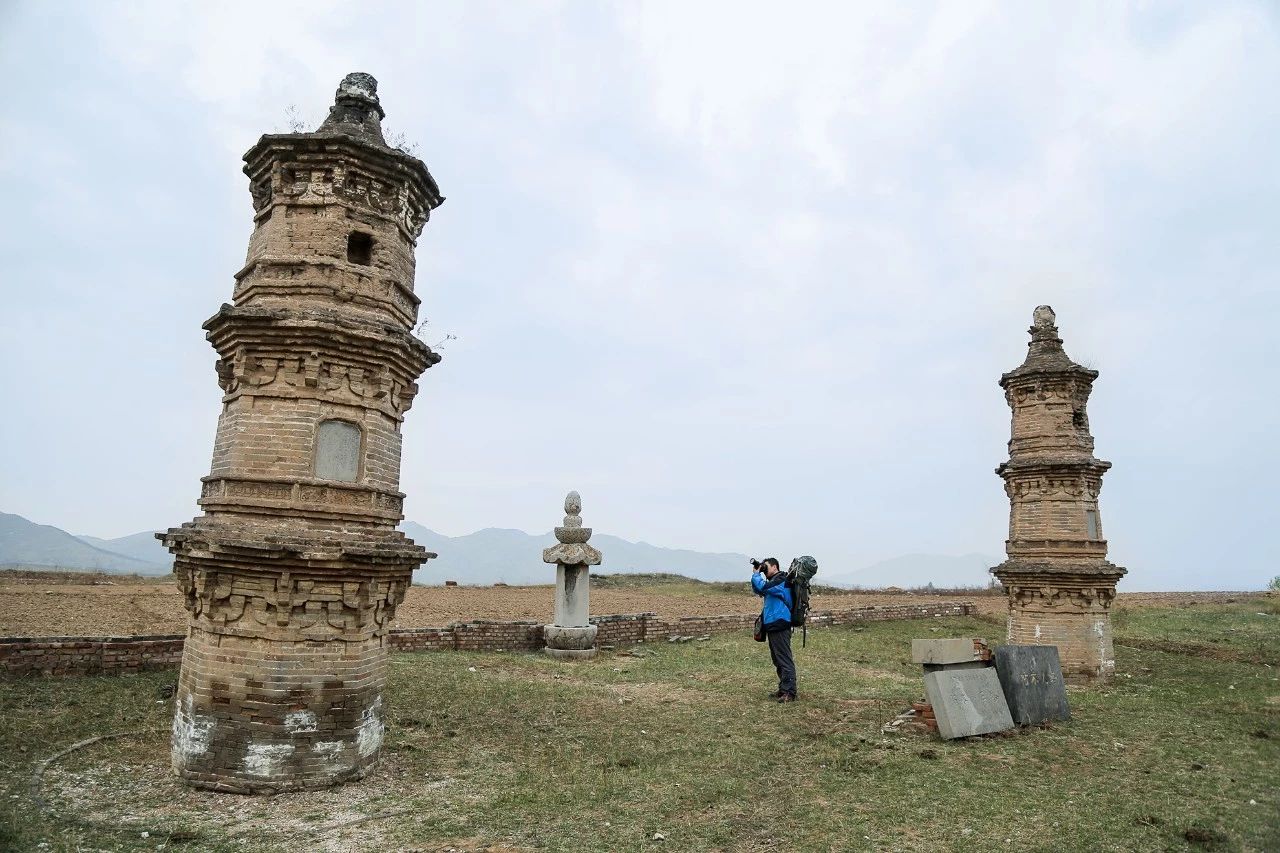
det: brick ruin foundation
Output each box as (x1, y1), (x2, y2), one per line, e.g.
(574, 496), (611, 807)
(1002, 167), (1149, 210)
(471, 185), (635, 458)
(0, 601), (976, 677)
(991, 306), (1126, 681)
(157, 73), (444, 792)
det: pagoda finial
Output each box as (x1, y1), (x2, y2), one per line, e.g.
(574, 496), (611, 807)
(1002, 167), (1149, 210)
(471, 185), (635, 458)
(553, 490), (591, 545)
(316, 72), (387, 144)
(543, 490), (601, 563)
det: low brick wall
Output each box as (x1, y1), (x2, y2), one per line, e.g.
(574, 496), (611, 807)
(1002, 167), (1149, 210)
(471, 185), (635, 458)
(592, 613), (652, 647)
(0, 635), (185, 676)
(1, 601), (975, 676)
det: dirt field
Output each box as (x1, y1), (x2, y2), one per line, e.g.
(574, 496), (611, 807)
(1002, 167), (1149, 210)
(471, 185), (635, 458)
(0, 572), (1261, 638)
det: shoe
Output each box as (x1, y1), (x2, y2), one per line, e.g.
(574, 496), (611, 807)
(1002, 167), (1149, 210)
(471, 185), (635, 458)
(768, 690), (783, 699)
(776, 693), (796, 704)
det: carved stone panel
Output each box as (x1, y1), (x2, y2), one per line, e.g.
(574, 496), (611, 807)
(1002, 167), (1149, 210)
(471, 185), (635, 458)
(315, 420), (361, 482)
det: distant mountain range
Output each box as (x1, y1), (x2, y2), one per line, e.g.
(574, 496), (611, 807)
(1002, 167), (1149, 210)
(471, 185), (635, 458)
(0, 511), (1000, 588)
(831, 553), (1000, 590)
(401, 523), (756, 586)
(0, 512), (162, 574)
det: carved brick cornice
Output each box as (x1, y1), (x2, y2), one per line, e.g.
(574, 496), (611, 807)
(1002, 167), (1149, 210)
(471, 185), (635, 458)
(172, 563), (409, 642)
(199, 476), (406, 524)
(997, 457), (1111, 481)
(988, 555), (1121, 607)
(991, 564), (1123, 613)
(243, 135), (443, 243)
(1000, 473), (1107, 499)
(160, 523), (432, 566)
(1004, 538), (1111, 560)
(1003, 375), (1096, 406)
(993, 558), (1126, 582)
(213, 350), (420, 420)
(1001, 371), (1097, 400)
(1008, 583), (1117, 613)
(231, 256), (421, 327)
(204, 305), (437, 419)
(1006, 435), (1099, 457)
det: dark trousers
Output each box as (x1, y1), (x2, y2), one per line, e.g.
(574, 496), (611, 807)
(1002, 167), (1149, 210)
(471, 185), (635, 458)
(767, 627), (797, 697)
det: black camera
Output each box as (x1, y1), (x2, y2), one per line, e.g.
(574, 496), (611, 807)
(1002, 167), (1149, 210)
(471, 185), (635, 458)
(749, 558), (762, 571)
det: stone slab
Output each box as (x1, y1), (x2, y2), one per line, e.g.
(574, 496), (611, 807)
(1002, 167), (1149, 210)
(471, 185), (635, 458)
(922, 660), (988, 674)
(314, 420), (361, 482)
(912, 638), (984, 665)
(994, 645), (1071, 726)
(923, 667), (1014, 739)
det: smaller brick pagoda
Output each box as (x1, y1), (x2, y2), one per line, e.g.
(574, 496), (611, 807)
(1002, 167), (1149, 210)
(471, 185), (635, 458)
(991, 306), (1126, 681)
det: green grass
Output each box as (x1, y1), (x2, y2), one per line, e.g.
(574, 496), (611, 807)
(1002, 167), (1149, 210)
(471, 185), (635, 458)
(1112, 597), (1280, 664)
(0, 605), (1277, 852)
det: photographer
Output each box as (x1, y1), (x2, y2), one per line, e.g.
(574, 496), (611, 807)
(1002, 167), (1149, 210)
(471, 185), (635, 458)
(751, 557), (797, 703)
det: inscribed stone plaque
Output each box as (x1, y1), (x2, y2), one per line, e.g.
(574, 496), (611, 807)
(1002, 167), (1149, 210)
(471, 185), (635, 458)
(315, 420), (361, 482)
(994, 645), (1070, 726)
(923, 668), (1014, 740)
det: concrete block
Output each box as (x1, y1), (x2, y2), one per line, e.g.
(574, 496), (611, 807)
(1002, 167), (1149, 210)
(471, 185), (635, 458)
(912, 638), (984, 665)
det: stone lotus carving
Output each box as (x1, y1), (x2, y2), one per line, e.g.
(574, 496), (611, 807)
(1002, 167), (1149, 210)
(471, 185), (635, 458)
(543, 624), (598, 650)
(543, 490), (602, 566)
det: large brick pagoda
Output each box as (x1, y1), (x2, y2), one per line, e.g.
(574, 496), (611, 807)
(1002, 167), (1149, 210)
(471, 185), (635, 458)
(159, 73), (444, 792)
(991, 306), (1126, 681)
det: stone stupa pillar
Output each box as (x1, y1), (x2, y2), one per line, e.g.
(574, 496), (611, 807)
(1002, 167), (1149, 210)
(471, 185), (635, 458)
(158, 73), (444, 792)
(542, 491), (602, 660)
(991, 306), (1126, 681)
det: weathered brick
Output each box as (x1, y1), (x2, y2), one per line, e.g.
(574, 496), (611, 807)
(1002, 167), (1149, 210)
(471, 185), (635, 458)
(991, 307), (1126, 681)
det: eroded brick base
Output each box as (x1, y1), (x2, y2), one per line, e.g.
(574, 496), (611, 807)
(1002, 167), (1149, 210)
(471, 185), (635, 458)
(1004, 601), (1116, 681)
(171, 627), (388, 793)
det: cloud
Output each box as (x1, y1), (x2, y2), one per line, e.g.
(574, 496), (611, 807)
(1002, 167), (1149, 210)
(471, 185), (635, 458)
(0, 1), (1276, 589)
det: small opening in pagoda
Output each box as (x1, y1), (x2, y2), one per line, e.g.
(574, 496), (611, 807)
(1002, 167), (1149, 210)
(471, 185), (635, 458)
(1085, 509), (1100, 540)
(1072, 409), (1086, 430)
(347, 231), (373, 265)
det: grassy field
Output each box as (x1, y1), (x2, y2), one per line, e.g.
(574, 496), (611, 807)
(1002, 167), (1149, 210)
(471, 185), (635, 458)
(0, 601), (1276, 852)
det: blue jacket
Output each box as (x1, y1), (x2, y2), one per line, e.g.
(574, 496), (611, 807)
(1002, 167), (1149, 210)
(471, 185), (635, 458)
(752, 571), (793, 631)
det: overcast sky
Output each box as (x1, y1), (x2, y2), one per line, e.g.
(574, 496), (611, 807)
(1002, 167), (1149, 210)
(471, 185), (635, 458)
(1, 2), (1277, 590)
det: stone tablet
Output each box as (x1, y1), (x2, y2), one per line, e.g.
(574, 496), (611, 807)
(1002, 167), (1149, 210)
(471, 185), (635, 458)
(923, 668), (1014, 740)
(314, 420), (361, 482)
(912, 638), (984, 665)
(994, 645), (1071, 726)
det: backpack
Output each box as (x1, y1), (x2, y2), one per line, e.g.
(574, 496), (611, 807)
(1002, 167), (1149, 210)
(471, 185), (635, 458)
(786, 556), (818, 645)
